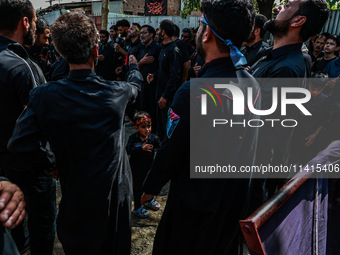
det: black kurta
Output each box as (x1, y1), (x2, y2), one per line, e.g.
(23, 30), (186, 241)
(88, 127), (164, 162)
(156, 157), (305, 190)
(143, 58), (260, 255)
(8, 66), (142, 255)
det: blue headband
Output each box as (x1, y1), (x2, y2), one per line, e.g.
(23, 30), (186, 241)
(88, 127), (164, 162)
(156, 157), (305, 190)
(200, 13), (247, 68)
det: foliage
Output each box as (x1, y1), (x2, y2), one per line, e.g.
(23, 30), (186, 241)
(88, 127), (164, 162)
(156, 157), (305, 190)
(180, 0), (340, 19)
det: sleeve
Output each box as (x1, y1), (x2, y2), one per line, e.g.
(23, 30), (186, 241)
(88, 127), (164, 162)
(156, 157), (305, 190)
(162, 48), (181, 100)
(7, 90), (55, 171)
(125, 63), (143, 104)
(10, 63), (36, 106)
(143, 84), (189, 194)
(126, 134), (142, 155)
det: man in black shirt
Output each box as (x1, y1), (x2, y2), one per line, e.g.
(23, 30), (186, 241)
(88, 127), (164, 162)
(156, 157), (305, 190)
(142, 1), (258, 254)
(309, 34), (326, 64)
(173, 25), (191, 85)
(242, 14), (269, 67)
(0, 1), (57, 254)
(249, 0), (329, 203)
(147, 20), (181, 140)
(96, 30), (115, 80)
(8, 12), (142, 255)
(138, 25), (161, 131)
(312, 35), (339, 74)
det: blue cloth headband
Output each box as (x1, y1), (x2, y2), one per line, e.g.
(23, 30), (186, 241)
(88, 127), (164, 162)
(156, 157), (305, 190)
(200, 13), (247, 68)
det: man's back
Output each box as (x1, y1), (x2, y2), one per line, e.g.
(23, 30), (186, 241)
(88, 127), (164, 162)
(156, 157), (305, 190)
(9, 67), (142, 254)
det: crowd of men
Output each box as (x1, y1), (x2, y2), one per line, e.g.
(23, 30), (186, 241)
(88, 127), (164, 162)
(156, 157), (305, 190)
(0, 0), (340, 254)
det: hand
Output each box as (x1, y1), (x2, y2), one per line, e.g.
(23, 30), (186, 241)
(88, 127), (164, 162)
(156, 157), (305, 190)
(245, 66), (251, 71)
(305, 133), (318, 147)
(158, 97), (167, 109)
(139, 53), (154, 66)
(147, 73), (154, 84)
(98, 54), (104, 61)
(141, 193), (154, 206)
(115, 67), (123, 75)
(114, 43), (121, 51)
(0, 181), (26, 229)
(129, 55), (138, 65)
(142, 140), (153, 152)
(325, 77), (339, 90)
(193, 63), (201, 76)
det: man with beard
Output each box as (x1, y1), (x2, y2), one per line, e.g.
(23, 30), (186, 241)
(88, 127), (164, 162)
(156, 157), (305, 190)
(309, 34), (327, 64)
(146, 20), (181, 140)
(249, 0), (329, 203)
(96, 30), (115, 80)
(241, 14), (269, 67)
(137, 25), (161, 131)
(8, 12), (142, 255)
(114, 19), (130, 57)
(0, 1), (57, 254)
(141, 1), (259, 254)
(25, 17), (51, 78)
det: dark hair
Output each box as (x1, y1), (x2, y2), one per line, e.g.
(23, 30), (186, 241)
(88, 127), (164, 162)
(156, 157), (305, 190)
(132, 22), (141, 32)
(159, 19), (175, 37)
(298, 0), (329, 42)
(51, 12), (97, 64)
(109, 25), (118, 31)
(132, 111), (151, 125)
(173, 24), (180, 38)
(116, 19), (130, 28)
(254, 14), (267, 39)
(315, 34), (327, 42)
(36, 17), (49, 35)
(99, 30), (109, 37)
(0, 0), (34, 32)
(141, 25), (156, 38)
(201, 0), (255, 50)
(327, 34), (340, 47)
(182, 28), (193, 38)
(321, 32), (331, 39)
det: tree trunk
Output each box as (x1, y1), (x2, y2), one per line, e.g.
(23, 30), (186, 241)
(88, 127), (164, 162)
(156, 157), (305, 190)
(257, 0), (275, 20)
(102, 0), (109, 30)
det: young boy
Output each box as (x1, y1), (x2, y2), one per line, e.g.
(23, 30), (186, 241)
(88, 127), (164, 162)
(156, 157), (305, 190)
(126, 111), (161, 218)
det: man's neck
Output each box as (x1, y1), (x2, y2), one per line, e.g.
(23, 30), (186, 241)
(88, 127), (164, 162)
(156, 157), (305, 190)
(144, 40), (153, 48)
(163, 36), (172, 45)
(0, 31), (23, 46)
(313, 50), (321, 58)
(247, 38), (262, 48)
(273, 34), (302, 50)
(324, 52), (336, 60)
(131, 36), (138, 44)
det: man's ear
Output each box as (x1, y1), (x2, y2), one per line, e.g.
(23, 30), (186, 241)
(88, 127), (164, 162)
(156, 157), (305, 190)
(291, 15), (307, 27)
(202, 26), (213, 43)
(254, 28), (261, 36)
(91, 44), (98, 58)
(22, 17), (30, 31)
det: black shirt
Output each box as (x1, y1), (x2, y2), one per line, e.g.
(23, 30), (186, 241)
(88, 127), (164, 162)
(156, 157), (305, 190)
(137, 41), (161, 78)
(8, 67), (143, 254)
(312, 56), (337, 74)
(250, 43), (306, 165)
(241, 40), (269, 67)
(126, 132), (161, 172)
(155, 41), (181, 100)
(96, 43), (115, 80)
(174, 39), (190, 64)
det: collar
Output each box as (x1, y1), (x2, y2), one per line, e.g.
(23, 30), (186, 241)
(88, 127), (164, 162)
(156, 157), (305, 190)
(198, 57), (234, 77)
(144, 41), (156, 49)
(0, 35), (15, 47)
(131, 38), (141, 46)
(68, 69), (97, 79)
(162, 41), (174, 49)
(267, 43), (302, 60)
(248, 40), (263, 49)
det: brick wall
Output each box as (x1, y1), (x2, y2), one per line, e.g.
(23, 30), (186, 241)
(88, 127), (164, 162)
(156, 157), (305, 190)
(123, 0), (181, 16)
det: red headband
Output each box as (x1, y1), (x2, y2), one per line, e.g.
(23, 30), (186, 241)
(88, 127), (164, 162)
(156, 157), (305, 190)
(135, 116), (152, 126)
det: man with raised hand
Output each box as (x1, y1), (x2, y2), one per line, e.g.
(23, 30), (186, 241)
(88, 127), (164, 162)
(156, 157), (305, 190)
(8, 12), (142, 255)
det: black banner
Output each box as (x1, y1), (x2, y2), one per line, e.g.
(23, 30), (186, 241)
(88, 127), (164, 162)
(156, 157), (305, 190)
(145, 0), (167, 16)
